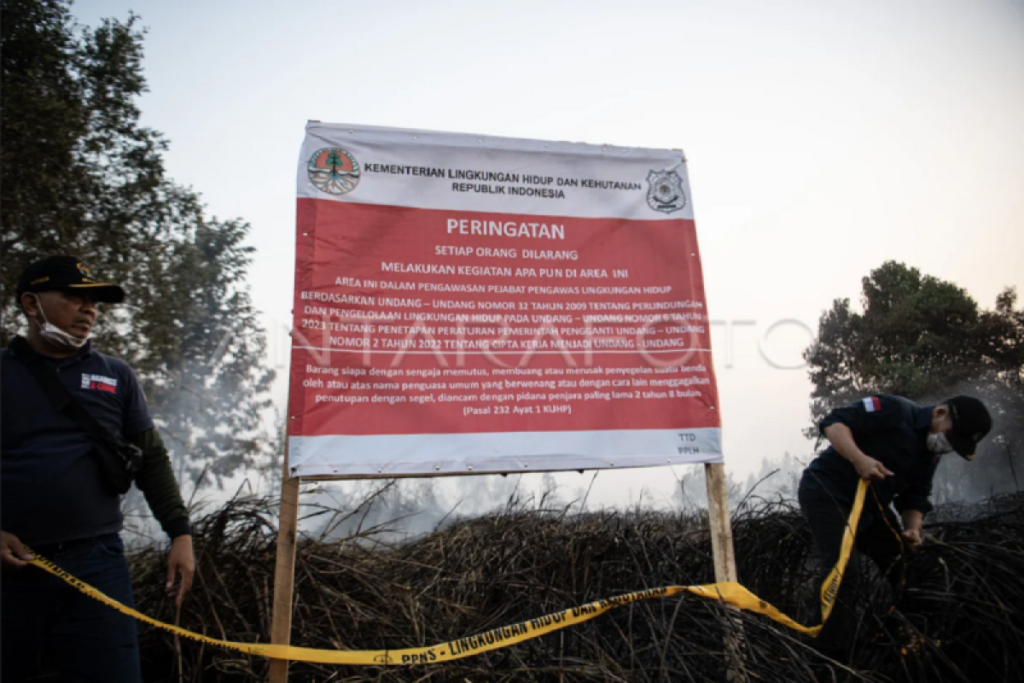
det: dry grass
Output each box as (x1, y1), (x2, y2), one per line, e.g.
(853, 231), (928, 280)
(129, 489), (1024, 682)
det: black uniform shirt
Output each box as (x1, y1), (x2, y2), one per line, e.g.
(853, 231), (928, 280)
(1, 338), (153, 545)
(803, 395), (939, 516)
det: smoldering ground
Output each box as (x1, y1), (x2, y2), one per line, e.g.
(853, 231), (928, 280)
(125, 482), (1024, 682)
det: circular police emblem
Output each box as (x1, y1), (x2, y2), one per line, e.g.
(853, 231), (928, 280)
(645, 169), (687, 214)
(308, 147), (361, 195)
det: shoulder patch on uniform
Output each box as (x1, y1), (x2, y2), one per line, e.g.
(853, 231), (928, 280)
(862, 396), (881, 413)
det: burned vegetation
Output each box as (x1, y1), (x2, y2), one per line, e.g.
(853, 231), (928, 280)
(130, 491), (1024, 682)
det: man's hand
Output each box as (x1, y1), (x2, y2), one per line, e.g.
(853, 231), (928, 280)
(901, 528), (923, 552)
(823, 423), (893, 481)
(166, 534), (195, 606)
(1, 530), (34, 569)
(901, 509), (925, 552)
(853, 454), (894, 481)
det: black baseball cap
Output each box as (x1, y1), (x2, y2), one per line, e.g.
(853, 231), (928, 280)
(16, 256), (125, 304)
(944, 395), (992, 460)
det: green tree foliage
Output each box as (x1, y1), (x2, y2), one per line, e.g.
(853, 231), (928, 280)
(1, 0), (275, 488)
(804, 261), (1024, 501)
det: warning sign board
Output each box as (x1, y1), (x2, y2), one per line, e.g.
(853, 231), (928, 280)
(288, 123), (721, 477)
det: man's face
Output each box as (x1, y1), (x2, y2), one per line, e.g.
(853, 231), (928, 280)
(22, 289), (99, 338)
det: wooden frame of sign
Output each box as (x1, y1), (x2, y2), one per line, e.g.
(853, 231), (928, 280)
(266, 456), (739, 682)
(270, 129), (738, 683)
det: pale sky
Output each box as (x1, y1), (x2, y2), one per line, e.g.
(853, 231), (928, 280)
(76, 0), (1024, 507)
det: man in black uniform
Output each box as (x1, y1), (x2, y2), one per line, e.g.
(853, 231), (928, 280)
(799, 393), (992, 661)
(1, 256), (195, 682)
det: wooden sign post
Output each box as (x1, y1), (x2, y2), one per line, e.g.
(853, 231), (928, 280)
(704, 463), (737, 583)
(269, 445), (300, 683)
(704, 462), (748, 683)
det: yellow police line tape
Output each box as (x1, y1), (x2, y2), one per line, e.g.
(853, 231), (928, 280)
(25, 480), (867, 666)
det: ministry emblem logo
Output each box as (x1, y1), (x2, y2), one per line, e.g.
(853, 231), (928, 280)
(645, 169), (687, 214)
(308, 147), (361, 195)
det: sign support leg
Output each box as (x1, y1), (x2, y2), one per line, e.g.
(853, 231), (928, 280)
(704, 462), (748, 683)
(269, 440), (300, 683)
(704, 463), (737, 582)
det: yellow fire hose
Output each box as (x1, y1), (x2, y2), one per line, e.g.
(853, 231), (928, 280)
(24, 480), (868, 665)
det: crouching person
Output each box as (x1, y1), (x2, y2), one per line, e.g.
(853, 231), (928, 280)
(798, 394), (991, 663)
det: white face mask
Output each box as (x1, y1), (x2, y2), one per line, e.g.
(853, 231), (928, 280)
(927, 431), (954, 455)
(31, 295), (90, 350)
